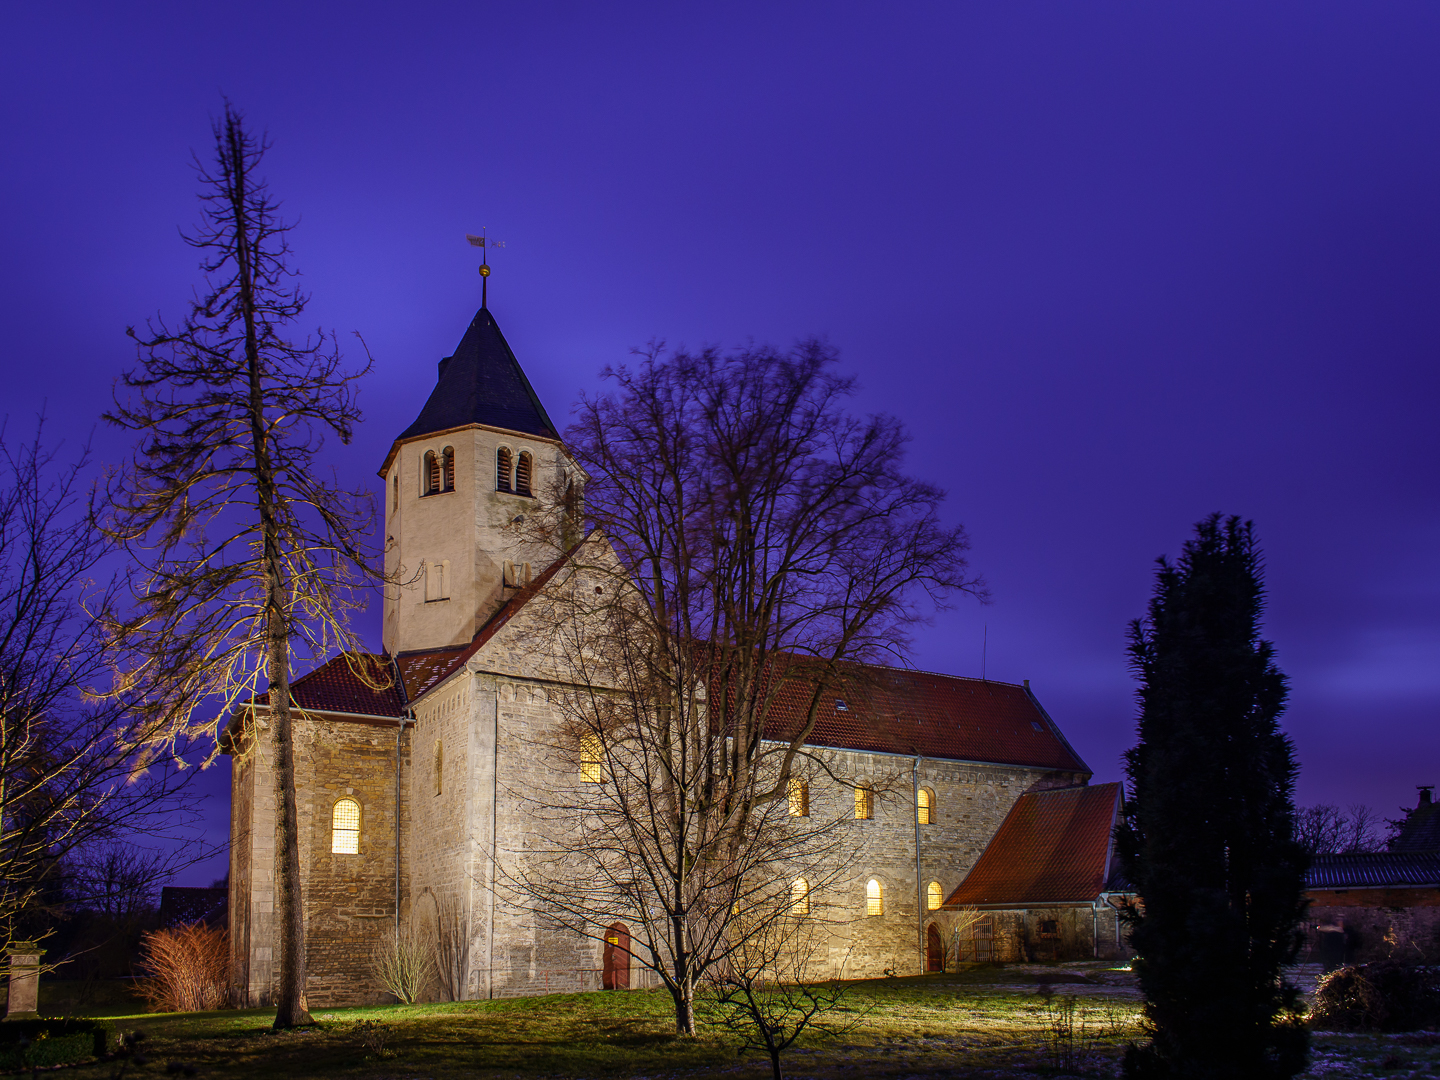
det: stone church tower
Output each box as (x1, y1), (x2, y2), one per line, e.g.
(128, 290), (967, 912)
(225, 299), (1102, 1007)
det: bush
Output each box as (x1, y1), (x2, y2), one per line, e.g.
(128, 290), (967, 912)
(0, 1018), (111, 1067)
(137, 921), (229, 1012)
(1310, 962), (1440, 1032)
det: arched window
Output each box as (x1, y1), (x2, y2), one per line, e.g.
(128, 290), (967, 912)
(515, 451), (533, 497)
(496, 447), (513, 492)
(917, 787), (934, 825)
(854, 784), (874, 820)
(441, 446), (455, 492)
(580, 733), (604, 783)
(927, 881), (943, 911)
(788, 778), (809, 817)
(423, 450), (441, 495)
(866, 878), (883, 916)
(434, 740), (443, 796)
(331, 798), (360, 854)
(790, 877), (810, 916)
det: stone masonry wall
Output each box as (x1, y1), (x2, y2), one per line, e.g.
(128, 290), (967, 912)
(1305, 888), (1440, 965)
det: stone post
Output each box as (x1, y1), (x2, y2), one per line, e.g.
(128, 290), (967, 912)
(4, 943), (43, 1020)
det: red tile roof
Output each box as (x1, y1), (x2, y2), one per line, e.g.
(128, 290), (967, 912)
(287, 653), (406, 717)
(242, 535), (1090, 776)
(944, 782), (1123, 907)
(764, 664), (1089, 773)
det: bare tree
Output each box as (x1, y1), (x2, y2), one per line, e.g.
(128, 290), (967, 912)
(0, 426), (201, 956)
(699, 903), (862, 1080)
(508, 342), (982, 1034)
(371, 919), (434, 1005)
(1295, 803), (1384, 855)
(102, 102), (379, 1028)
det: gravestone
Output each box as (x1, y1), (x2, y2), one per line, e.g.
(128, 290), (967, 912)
(4, 944), (42, 1020)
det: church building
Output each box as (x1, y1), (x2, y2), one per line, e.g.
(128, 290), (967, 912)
(225, 299), (1100, 1006)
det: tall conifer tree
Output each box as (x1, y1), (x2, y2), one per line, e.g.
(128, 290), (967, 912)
(1116, 515), (1308, 1079)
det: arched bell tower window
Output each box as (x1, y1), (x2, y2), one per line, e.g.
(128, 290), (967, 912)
(496, 447), (513, 493)
(515, 451), (533, 497)
(423, 451), (440, 496)
(441, 446), (455, 492)
(331, 798), (360, 855)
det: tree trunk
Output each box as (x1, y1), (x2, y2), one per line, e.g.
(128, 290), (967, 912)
(269, 651), (311, 1027)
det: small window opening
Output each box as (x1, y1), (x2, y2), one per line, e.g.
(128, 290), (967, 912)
(854, 784), (874, 820)
(496, 447), (513, 492)
(834, 698), (848, 711)
(927, 881), (943, 910)
(580, 733), (604, 783)
(866, 878), (883, 916)
(434, 740), (443, 797)
(392, 474), (399, 512)
(788, 778), (810, 817)
(1031, 721), (1043, 732)
(790, 877), (810, 916)
(425, 559), (450, 602)
(917, 787), (934, 825)
(442, 446), (455, 492)
(515, 451), (533, 497)
(423, 451), (440, 496)
(1038, 919), (1059, 938)
(331, 798), (360, 854)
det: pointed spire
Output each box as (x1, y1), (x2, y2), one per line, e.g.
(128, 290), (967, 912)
(397, 307), (558, 443)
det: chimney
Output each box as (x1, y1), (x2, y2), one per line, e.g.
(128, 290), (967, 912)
(1419, 785), (1434, 807)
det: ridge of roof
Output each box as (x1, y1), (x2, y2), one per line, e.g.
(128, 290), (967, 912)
(379, 307), (559, 476)
(1306, 851), (1440, 890)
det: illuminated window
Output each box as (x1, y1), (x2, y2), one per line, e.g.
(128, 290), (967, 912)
(790, 877), (810, 916)
(497, 447), (513, 492)
(434, 741), (443, 796)
(331, 799), (360, 854)
(423, 450), (440, 496)
(788, 778), (809, 817)
(441, 446), (455, 492)
(580, 733), (604, 783)
(866, 878), (883, 916)
(917, 787), (934, 825)
(516, 451), (533, 497)
(854, 784), (874, 820)
(927, 881), (943, 911)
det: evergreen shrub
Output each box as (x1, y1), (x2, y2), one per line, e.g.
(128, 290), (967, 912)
(0, 1018), (112, 1067)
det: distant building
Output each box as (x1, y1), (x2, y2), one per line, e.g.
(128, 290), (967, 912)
(1303, 787), (1440, 968)
(935, 782), (1132, 963)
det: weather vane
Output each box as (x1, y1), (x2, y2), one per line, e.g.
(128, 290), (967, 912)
(466, 230), (505, 307)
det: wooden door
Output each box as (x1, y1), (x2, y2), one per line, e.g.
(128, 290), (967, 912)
(927, 924), (944, 972)
(603, 922), (630, 990)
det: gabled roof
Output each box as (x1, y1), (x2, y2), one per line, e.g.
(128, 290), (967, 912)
(381, 306), (559, 475)
(1306, 852), (1440, 890)
(286, 652), (406, 718)
(764, 667), (1089, 773)
(944, 782), (1123, 908)
(1390, 797), (1440, 854)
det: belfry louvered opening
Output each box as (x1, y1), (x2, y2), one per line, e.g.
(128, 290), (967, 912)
(496, 447), (513, 492)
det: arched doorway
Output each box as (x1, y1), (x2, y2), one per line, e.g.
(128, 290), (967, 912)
(926, 923), (944, 972)
(603, 922), (630, 990)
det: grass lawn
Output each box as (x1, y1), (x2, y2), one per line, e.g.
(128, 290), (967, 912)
(21, 963), (1440, 1079)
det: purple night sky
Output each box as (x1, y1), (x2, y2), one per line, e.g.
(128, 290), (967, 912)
(4, 3), (1438, 886)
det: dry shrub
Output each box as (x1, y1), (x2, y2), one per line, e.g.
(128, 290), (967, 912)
(137, 922), (229, 1012)
(371, 921), (433, 1004)
(1310, 962), (1440, 1032)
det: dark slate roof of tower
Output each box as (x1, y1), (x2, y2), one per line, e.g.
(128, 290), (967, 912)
(397, 307), (559, 443)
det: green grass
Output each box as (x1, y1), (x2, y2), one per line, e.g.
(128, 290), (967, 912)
(27, 963), (1440, 1078)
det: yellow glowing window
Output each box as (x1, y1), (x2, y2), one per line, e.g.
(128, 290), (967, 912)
(866, 878), (883, 916)
(917, 787), (933, 825)
(854, 785), (874, 820)
(580, 733), (604, 783)
(788, 779), (809, 817)
(331, 798), (360, 854)
(927, 881), (943, 910)
(790, 877), (810, 916)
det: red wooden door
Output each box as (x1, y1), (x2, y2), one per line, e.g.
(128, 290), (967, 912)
(603, 923), (630, 989)
(927, 924), (944, 972)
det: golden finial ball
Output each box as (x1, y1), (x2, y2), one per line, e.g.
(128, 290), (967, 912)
(479, 263), (491, 277)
